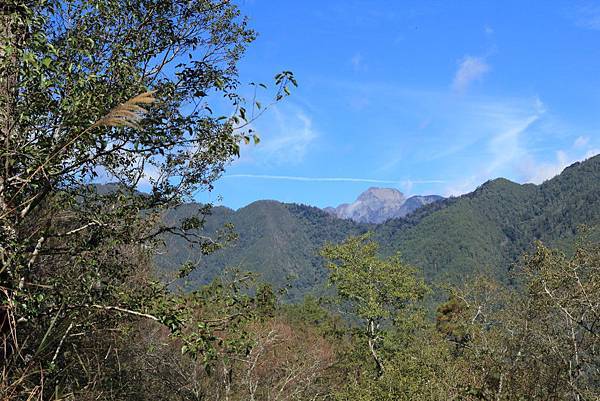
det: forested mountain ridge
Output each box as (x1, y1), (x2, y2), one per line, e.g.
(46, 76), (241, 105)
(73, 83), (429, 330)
(376, 156), (600, 285)
(157, 155), (600, 300)
(157, 200), (368, 300)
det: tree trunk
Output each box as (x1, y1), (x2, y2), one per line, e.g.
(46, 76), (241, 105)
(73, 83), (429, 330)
(0, 2), (20, 340)
(367, 319), (384, 378)
(0, 2), (19, 213)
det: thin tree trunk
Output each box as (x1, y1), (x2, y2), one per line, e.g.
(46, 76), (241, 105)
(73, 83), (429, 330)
(367, 319), (384, 377)
(0, 5), (21, 358)
(0, 2), (20, 270)
(0, 2), (19, 210)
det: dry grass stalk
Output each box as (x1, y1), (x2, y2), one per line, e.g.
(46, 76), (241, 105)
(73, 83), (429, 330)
(0, 90), (156, 220)
(91, 91), (156, 130)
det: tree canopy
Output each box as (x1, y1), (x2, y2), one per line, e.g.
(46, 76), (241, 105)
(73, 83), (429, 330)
(321, 233), (428, 376)
(0, 0), (295, 398)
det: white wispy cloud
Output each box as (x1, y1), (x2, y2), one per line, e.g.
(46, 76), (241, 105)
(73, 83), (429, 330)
(485, 113), (542, 174)
(237, 104), (318, 166)
(223, 174), (445, 185)
(570, 3), (600, 30)
(441, 96), (546, 195)
(521, 147), (599, 184)
(451, 93), (599, 190)
(452, 56), (490, 92)
(364, 85), (547, 179)
(266, 108), (316, 163)
(442, 112), (541, 196)
(574, 135), (590, 148)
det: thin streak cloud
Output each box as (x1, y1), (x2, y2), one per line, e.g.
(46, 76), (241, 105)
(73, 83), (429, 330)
(223, 174), (445, 185)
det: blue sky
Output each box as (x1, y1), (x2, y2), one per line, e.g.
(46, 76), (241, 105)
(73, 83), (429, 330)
(198, 0), (600, 209)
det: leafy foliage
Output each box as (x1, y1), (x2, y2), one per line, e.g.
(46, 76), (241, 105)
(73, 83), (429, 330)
(0, 0), (296, 398)
(437, 237), (600, 400)
(321, 233), (428, 377)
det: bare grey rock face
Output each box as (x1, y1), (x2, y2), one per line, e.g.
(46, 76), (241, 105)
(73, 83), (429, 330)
(324, 187), (443, 224)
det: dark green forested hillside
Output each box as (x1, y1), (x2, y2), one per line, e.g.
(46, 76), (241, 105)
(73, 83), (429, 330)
(378, 156), (600, 286)
(376, 178), (540, 285)
(157, 155), (600, 300)
(157, 200), (367, 300)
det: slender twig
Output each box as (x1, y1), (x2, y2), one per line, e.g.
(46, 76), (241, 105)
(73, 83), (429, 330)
(90, 304), (160, 322)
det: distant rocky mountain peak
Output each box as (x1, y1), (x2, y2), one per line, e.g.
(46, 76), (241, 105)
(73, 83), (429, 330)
(357, 187), (405, 203)
(324, 187), (443, 224)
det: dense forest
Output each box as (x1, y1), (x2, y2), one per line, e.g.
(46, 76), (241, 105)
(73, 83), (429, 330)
(0, 1), (598, 400)
(159, 154), (600, 302)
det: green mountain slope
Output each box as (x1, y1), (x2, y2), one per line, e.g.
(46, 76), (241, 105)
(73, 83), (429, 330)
(157, 155), (600, 300)
(378, 157), (600, 286)
(157, 200), (367, 300)
(376, 178), (540, 284)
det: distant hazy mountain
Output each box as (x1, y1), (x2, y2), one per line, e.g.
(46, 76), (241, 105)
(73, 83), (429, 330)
(324, 187), (443, 223)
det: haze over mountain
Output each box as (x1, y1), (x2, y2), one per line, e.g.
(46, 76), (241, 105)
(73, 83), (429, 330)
(158, 155), (600, 302)
(323, 187), (443, 224)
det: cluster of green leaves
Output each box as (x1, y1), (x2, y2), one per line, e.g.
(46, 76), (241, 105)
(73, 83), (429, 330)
(321, 233), (427, 323)
(318, 234), (455, 398)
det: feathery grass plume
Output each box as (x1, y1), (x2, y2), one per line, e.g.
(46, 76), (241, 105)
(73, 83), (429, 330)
(92, 91), (156, 129)
(0, 91), (158, 220)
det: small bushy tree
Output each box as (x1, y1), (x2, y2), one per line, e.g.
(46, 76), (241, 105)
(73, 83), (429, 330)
(320, 233), (428, 377)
